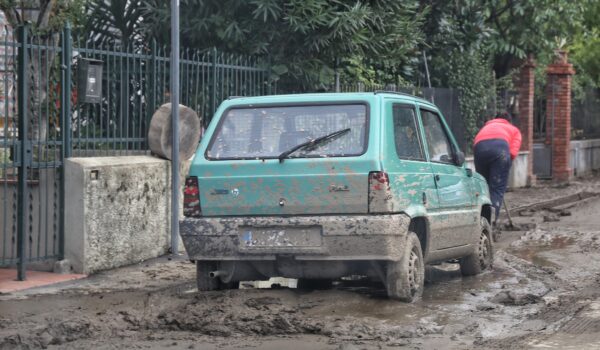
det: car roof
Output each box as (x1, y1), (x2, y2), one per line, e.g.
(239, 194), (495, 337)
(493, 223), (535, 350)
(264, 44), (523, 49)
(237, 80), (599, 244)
(223, 92), (437, 108)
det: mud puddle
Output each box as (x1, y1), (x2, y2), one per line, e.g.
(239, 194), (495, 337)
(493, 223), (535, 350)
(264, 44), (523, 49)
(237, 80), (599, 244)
(3, 197), (600, 349)
(508, 235), (575, 268)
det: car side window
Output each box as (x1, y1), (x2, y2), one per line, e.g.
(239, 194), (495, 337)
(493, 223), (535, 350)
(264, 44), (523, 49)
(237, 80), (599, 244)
(420, 109), (454, 164)
(392, 105), (425, 161)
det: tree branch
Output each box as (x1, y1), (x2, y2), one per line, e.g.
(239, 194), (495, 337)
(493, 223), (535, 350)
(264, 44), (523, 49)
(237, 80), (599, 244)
(36, 0), (55, 29)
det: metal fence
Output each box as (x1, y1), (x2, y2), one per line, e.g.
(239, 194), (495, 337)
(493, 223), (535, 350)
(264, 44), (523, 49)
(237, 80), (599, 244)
(535, 87), (600, 141)
(572, 88), (600, 140)
(0, 23), (271, 279)
(0, 25), (63, 277)
(70, 36), (271, 155)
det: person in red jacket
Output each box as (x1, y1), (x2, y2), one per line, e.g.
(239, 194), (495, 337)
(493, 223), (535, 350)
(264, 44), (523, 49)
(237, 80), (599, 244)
(473, 111), (522, 228)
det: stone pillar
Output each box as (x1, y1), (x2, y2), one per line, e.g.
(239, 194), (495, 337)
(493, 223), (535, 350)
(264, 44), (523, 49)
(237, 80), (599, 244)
(516, 56), (536, 186)
(546, 51), (575, 182)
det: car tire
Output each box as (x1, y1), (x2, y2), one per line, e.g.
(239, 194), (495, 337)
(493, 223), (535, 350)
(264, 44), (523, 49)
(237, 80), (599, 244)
(196, 261), (220, 291)
(297, 279), (332, 290)
(460, 217), (494, 276)
(386, 232), (425, 302)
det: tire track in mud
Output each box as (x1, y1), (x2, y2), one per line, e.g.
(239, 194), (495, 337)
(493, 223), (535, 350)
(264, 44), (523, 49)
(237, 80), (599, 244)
(3, 198), (600, 349)
(478, 218), (600, 349)
(0, 250), (576, 350)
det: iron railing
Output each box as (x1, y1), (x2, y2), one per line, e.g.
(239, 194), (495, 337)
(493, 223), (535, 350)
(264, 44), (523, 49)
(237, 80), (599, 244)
(0, 23), (272, 278)
(70, 37), (272, 156)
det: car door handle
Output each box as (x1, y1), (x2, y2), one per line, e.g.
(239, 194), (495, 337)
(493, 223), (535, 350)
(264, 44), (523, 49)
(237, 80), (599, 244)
(434, 175), (440, 182)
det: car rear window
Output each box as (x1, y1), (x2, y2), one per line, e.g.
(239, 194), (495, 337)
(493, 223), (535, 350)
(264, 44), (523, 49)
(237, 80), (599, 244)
(206, 104), (368, 160)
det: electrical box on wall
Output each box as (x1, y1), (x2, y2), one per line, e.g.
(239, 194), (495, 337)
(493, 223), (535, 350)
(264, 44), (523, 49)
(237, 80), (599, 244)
(77, 58), (103, 104)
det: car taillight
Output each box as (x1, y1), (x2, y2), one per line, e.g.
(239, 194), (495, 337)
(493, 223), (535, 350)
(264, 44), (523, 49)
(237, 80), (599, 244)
(183, 176), (201, 217)
(369, 171), (392, 213)
(369, 171), (389, 190)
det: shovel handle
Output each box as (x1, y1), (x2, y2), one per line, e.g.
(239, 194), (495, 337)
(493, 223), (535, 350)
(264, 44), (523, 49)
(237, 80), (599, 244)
(503, 199), (514, 226)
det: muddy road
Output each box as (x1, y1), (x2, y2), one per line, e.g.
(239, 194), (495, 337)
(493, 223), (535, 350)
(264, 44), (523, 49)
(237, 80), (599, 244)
(2, 190), (600, 349)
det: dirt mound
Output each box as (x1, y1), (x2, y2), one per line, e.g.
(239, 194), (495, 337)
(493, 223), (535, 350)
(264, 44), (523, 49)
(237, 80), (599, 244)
(0, 317), (100, 350)
(150, 291), (442, 342)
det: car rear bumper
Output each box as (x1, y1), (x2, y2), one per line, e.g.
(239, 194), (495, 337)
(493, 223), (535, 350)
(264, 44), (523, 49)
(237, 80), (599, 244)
(180, 214), (411, 261)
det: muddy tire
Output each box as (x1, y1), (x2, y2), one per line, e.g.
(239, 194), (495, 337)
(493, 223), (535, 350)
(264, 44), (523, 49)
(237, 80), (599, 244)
(386, 232), (425, 302)
(196, 261), (219, 291)
(297, 279), (332, 290)
(460, 217), (493, 276)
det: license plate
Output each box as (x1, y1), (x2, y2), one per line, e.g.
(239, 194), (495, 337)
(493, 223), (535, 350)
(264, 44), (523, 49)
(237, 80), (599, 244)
(238, 226), (322, 248)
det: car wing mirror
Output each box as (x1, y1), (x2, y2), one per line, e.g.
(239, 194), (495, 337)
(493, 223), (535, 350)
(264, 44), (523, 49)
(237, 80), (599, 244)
(454, 150), (465, 166)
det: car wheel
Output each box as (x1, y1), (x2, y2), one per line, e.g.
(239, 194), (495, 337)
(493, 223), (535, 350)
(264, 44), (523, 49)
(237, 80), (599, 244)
(386, 232), (425, 302)
(297, 279), (332, 290)
(460, 217), (494, 276)
(196, 261), (220, 291)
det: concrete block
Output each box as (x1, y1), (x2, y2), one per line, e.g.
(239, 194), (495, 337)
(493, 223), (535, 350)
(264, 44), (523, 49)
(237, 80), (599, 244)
(570, 139), (600, 176)
(65, 156), (188, 274)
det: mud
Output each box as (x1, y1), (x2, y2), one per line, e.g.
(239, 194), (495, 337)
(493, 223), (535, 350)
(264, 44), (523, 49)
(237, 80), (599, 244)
(2, 182), (600, 349)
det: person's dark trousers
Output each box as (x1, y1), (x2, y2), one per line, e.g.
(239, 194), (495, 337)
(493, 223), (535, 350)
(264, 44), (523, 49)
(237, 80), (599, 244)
(473, 139), (512, 224)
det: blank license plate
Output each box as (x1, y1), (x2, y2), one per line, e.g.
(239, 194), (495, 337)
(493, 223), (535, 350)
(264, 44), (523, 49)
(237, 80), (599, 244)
(238, 227), (322, 248)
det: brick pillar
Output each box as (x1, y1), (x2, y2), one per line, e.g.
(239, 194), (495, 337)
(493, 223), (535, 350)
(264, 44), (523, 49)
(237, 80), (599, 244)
(517, 56), (536, 186)
(546, 51), (575, 182)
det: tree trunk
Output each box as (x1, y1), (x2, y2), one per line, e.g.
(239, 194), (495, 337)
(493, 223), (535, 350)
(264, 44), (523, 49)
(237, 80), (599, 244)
(25, 33), (60, 146)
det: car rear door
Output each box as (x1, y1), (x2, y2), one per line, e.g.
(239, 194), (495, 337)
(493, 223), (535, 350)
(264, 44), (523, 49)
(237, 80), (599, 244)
(195, 102), (376, 216)
(418, 107), (478, 250)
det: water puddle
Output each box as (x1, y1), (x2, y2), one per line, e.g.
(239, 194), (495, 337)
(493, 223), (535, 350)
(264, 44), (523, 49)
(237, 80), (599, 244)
(508, 236), (575, 268)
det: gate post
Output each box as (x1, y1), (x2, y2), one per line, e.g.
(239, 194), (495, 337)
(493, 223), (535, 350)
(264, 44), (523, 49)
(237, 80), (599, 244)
(210, 47), (218, 119)
(546, 51), (575, 182)
(16, 24), (30, 281)
(58, 22), (72, 261)
(517, 55), (536, 186)
(62, 22), (72, 158)
(148, 40), (157, 125)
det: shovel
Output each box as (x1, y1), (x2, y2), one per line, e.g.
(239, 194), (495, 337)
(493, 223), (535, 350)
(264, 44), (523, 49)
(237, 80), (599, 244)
(492, 199), (519, 242)
(502, 199), (522, 231)
(503, 199), (515, 228)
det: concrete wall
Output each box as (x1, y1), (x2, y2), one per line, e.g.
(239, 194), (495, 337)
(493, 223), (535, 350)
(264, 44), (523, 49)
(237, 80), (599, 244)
(466, 151), (529, 189)
(570, 139), (600, 176)
(65, 156), (187, 274)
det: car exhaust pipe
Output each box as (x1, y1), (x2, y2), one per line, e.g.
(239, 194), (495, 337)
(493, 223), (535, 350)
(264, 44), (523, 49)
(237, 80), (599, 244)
(208, 262), (266, 282)
(209, 270), (226, 278)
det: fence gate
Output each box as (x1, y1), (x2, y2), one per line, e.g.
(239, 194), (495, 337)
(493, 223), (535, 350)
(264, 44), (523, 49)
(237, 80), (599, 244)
(0, 25), (66, 280)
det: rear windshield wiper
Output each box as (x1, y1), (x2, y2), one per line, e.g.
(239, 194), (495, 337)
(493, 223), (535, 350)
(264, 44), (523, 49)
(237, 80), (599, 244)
(278, 128), (351, 163)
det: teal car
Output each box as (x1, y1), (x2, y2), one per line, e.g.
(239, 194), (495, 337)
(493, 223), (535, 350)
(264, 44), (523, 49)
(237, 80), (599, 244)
(180, 92), (493, 302)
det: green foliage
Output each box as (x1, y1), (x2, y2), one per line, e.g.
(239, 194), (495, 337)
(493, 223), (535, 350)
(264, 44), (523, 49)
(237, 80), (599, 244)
(81, 0), (145, 46)
(432, 49), (493, 147)
(0, 0), (85, 34)
(570, 0), (600, 90)
(140, 0), (425, 91)
(420, 0), (589, 78)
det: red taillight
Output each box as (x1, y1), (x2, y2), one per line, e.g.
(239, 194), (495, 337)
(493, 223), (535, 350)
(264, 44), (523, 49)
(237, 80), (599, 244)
(369, 171), (389, 191)
(183, 176), (201, 217)
(368, 171), (391, 213)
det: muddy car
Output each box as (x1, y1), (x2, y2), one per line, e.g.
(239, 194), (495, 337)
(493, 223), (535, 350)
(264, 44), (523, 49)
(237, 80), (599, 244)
(180, 92), (493, 302)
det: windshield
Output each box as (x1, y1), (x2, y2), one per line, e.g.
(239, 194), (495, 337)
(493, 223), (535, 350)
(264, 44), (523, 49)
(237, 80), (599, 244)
(206, 104), (368, 160)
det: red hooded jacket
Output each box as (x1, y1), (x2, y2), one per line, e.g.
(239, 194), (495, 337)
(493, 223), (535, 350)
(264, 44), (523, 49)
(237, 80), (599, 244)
(474, 119), (522, 159)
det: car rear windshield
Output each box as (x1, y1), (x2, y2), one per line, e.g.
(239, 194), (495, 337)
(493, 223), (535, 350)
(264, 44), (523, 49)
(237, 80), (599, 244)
(206, 104), (368, 160)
